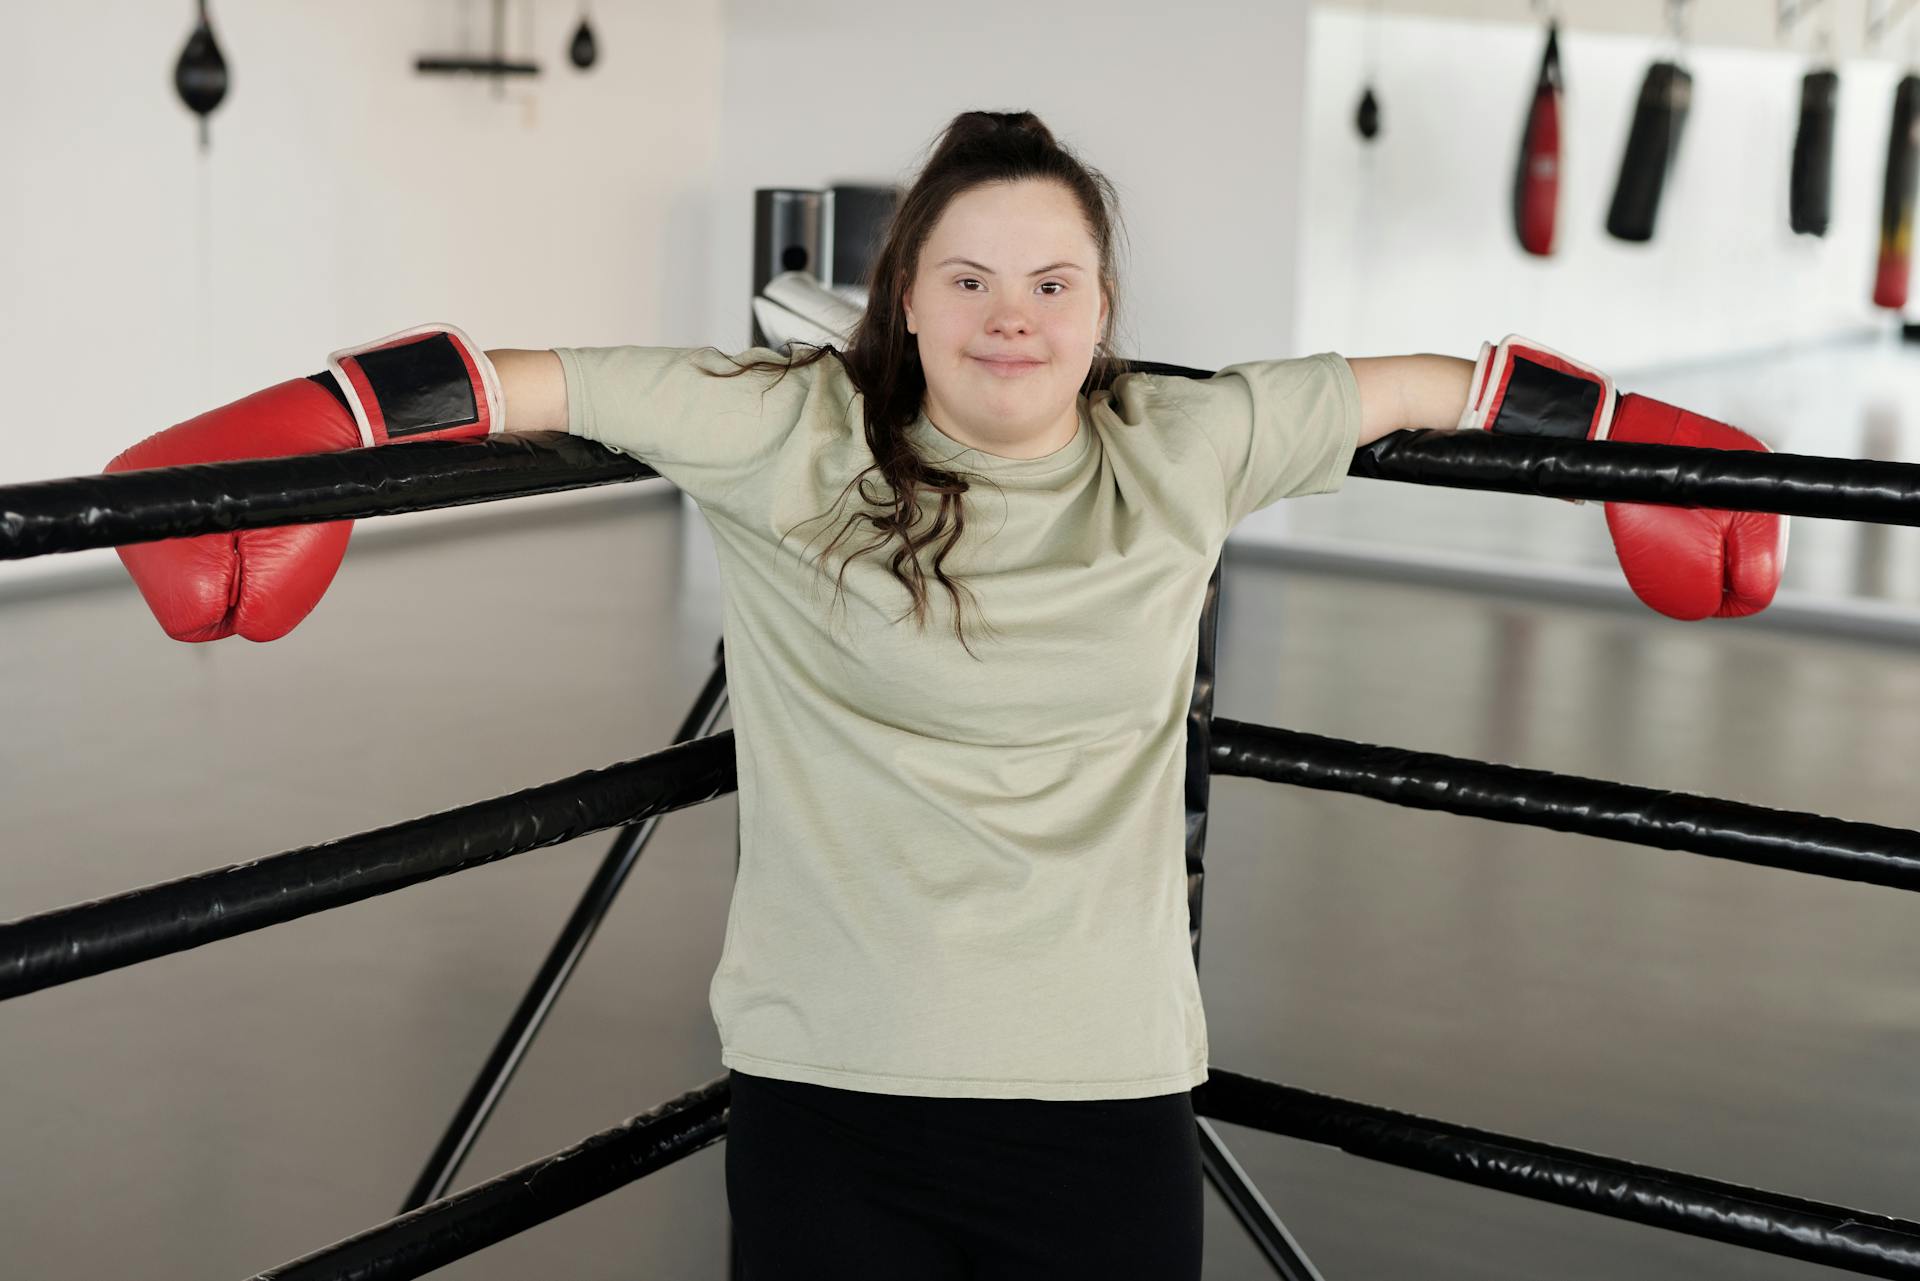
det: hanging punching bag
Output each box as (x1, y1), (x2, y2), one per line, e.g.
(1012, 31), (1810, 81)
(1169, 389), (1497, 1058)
(1606, 61), (1691, 243)
(1513, 22), (1562, 256)
(1791, 68), (1839, 237)
(569, 17), (598, 69)
(173, 1), (229, 151)
(1355, 86), (1381, 140)
(1873, 74), (1920, 310)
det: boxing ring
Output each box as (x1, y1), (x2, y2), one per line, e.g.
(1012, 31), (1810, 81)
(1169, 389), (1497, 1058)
(5, 396), (1920, 1278)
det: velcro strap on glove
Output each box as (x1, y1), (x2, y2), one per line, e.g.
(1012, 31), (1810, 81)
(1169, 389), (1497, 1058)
(324, 323), (504, 448)
(1457, 334), (1618, 441)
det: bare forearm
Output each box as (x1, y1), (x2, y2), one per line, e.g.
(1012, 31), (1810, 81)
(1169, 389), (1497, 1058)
(486, 348), (569, 433)
(1345, 354), (1473, 447)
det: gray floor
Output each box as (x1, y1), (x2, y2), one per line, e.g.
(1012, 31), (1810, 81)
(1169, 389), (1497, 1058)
(5, 344), (1919, 1279)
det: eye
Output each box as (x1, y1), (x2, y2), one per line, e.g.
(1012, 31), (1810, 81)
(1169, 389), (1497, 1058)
(956, 277), (984, 291)
(1038, 281), (1066, 296)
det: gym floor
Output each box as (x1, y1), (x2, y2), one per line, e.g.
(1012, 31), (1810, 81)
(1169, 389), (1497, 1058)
(2, 336), (1916, 1279)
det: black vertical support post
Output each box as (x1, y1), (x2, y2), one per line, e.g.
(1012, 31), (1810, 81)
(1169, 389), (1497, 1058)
(725, 722), (741, 1281)
(1187, 554), (1327, 1280)
(400, 639), (734, 1214)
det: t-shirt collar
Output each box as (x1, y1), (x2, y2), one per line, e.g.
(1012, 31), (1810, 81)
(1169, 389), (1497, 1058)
(906, 400), (1093, 481)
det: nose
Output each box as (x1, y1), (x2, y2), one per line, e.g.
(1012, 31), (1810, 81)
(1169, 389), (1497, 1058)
(986, 299), (1033, 338)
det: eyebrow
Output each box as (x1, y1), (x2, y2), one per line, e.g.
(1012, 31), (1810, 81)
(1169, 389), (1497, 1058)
(935, 257), (1086, 275)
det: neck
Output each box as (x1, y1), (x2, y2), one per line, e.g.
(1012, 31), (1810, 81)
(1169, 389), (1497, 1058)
(921, 395), (1081, 461)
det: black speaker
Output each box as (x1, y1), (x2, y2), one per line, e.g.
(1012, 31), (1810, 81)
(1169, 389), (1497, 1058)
(751, 186), (901, 344)
(827, 184), (899, 289)
(751, 189), (826, 292)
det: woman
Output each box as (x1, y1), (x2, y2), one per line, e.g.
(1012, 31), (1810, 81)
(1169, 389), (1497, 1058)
(519, 111), (1425, 1280)
(107, 110), (1779, 1279)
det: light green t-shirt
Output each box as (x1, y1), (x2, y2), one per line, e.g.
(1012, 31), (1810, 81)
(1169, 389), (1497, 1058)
(554, 344), (1360, 1100)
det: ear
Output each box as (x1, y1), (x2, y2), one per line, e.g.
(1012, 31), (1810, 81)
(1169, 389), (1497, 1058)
(903, 286), (917, 335)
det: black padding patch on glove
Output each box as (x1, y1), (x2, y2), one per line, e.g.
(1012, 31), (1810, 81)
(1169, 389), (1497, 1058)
(356, 333), (478, 438)
(1497, 356), (1603, 439)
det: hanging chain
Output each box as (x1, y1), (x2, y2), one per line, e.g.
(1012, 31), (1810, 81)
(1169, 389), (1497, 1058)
(1869, 0), (1920, 47)
(1665, 0), (1692, 48)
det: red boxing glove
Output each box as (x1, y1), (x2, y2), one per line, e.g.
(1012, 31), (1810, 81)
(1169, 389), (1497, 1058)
(104, 324), (503, 642)
(1457, 335), (1787, 620)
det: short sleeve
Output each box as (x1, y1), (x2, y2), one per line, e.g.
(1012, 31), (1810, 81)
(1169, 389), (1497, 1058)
(552, 344), (832, 514)
(1131, 351), (1361, 529)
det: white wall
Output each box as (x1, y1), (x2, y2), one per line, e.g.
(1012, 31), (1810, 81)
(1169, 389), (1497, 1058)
(709, 0), (1314, 370)
(1295, 7), (1911, 367)
(7, 0), (1319, 594)
(1, 0), (726, 588)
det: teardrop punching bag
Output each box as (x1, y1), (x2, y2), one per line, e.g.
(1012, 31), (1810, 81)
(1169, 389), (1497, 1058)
(569, 17), (598, 68)
(1355, 86), (1381, 140)
(1872, 74), (1920, 310)
(173, 1), (229, 151)
(1790, 68), (1839, 237)
(1513, 22), (1562, 256)
(1606, 61), (1691, 243)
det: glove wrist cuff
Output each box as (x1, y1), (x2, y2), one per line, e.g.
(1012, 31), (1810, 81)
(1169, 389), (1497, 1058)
(325, 324), (504, 448)
(1457, 334), (1618, 441)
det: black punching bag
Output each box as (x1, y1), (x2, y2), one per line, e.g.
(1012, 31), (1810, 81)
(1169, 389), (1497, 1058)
(1790, 68), (1839, 237)
(1606, 61), (1692, 243)
(1873, 74), (1920, 310)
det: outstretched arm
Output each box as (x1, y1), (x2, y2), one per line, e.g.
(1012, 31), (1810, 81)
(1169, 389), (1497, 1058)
(1345, 354), (1473, 447)
(1354, 336), (1786, 620)
(487, 349), (569, 433)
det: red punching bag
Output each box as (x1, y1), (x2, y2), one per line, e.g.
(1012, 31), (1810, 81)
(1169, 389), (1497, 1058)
(1514, 22), (1562, 256)
(1873, 74), (1920, 310)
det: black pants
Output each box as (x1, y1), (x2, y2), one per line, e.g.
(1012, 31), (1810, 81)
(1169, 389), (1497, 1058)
(725, 1069), (1203, 1279)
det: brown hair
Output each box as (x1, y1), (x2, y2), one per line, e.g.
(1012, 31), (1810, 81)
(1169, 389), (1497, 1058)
(713, 110), (1128, 660)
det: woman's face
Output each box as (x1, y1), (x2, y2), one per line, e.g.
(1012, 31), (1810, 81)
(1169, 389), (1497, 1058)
(903, 179), (1108, 458)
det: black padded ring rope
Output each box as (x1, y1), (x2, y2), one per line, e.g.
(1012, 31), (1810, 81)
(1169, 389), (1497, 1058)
(1211, 718), (1920, 892)
(1196, 1067), (1920, 1278)
(0, 734), (735, 1000)
(0, 431), (642, 560)
(251, 1078), (730, 1281)
(8, 428), (1920, 562)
